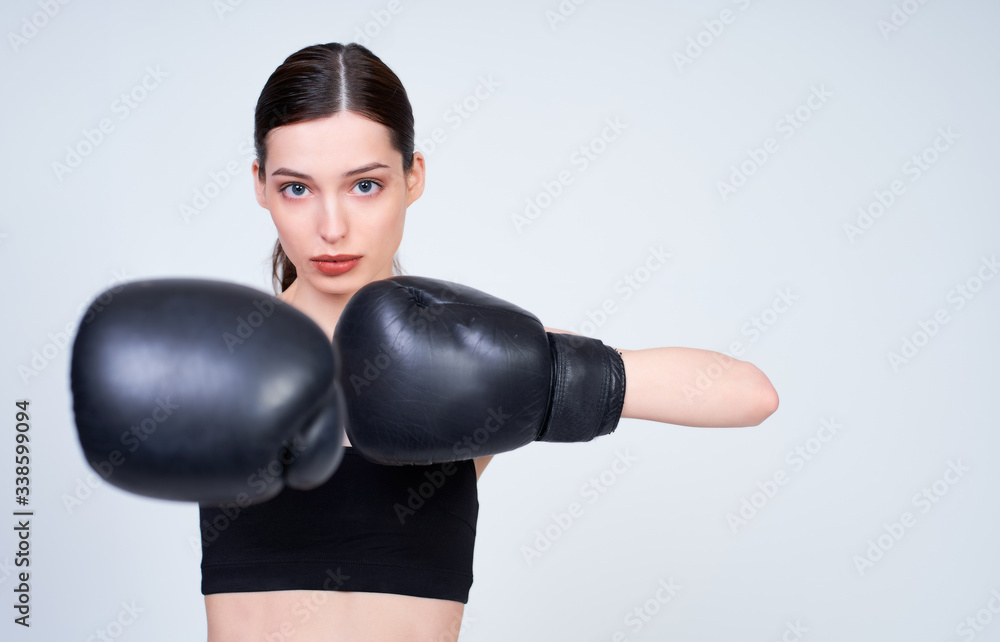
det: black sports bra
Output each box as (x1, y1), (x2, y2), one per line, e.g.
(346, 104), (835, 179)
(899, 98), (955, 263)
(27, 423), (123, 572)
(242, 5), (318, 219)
(199, 447), (479, 603)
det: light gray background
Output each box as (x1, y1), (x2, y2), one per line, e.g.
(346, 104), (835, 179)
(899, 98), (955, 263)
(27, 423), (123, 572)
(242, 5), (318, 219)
(3, 0), (999, 640)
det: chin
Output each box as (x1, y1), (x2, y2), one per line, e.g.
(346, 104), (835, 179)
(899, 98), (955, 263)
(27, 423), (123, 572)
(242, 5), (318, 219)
(310, 271), (380, 296)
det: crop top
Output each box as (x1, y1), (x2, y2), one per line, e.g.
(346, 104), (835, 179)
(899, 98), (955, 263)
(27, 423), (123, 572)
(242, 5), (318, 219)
(199, 447), (479, 603)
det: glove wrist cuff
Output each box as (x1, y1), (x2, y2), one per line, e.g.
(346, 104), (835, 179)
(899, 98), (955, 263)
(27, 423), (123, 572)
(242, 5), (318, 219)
(536, 333), (626, 443)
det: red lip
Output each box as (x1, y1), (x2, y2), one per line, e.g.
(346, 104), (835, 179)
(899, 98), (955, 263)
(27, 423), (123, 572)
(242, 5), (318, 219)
(310, 255), (361, 276)
(311, 254), (361, 261)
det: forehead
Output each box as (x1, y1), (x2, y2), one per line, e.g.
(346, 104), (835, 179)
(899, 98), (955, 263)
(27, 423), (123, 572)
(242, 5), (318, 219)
(264, 112), (397, 172)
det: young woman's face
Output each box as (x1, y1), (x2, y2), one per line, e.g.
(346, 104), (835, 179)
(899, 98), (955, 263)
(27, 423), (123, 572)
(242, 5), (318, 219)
(253, 111), (424, 295)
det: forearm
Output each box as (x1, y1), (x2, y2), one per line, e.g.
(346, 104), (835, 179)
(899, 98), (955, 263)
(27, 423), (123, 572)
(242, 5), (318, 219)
(618, 347), (778, 427)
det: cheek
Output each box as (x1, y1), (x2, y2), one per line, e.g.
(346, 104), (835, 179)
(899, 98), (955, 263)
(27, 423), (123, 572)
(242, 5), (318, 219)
(365, 211), (405, 246)
(270, 213), (310, 256)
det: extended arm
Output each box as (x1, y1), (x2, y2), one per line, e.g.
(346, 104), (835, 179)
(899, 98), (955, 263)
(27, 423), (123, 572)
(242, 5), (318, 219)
(336, 276), (781, 473)
(473, 328), (777, 479)
(548, 327), (778, 428)
(617, 346), (777, 427)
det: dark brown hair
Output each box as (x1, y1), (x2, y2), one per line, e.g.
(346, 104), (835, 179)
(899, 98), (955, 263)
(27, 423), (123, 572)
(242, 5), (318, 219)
(255, 42), (413, 293)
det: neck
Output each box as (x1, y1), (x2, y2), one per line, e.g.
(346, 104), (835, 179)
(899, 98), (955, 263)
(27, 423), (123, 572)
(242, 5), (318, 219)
(277, 279), (354, 341)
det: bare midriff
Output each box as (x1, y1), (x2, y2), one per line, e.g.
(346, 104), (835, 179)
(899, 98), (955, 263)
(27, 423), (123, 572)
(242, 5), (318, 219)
(205, 590), (466, 641)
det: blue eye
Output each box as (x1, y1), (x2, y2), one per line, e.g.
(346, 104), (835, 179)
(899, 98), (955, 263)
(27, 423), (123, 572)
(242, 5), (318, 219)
(351, 179), (383, 197)
(280, 183), (310, 199)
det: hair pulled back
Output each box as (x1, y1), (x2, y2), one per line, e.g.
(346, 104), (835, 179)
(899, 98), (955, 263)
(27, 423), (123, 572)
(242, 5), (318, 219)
(255, 42), (413, 293)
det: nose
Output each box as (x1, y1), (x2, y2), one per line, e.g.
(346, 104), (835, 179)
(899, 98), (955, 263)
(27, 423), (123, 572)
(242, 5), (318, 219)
(317, 196), (347, 244)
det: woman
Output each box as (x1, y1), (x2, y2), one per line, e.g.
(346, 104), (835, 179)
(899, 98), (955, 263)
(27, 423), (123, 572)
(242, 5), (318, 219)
(200, 42), (778, 641)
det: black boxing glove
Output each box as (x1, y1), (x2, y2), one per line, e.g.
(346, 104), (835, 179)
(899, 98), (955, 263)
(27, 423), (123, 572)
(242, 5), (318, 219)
(70, 279), (346, 504)
(334, 276), (625, 465)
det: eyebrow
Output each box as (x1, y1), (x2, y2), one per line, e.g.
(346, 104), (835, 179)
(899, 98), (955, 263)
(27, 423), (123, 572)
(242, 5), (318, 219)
(270, 163), (391, 180)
